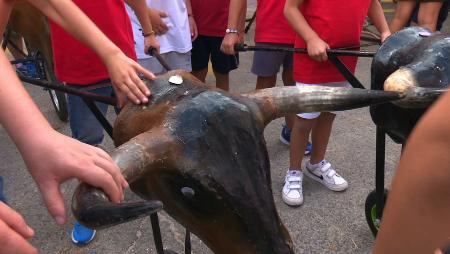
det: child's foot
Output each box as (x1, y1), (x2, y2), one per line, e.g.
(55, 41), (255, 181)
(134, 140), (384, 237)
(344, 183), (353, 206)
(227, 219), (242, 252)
(304, 160), (348, 191)
(279, 124), (312, 155)
(282, 170), (303, 206)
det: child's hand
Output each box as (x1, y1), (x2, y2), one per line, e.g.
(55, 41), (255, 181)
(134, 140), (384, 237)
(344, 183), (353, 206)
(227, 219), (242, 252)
(306, 37), (329, 62)
(221, 33), (240, 55)
(144, 35), (160, 56)
(188, 16), (198, 41)
(104, 51), (154, 107)
(0, 202), (37, 254)
(149, 9), (169, 35)
(380, 31), (391, 44)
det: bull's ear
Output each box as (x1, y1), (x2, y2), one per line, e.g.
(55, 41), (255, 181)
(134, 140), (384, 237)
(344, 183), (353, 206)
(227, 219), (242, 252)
(241, 86), (404, 125)
(72, 129), (173, 229)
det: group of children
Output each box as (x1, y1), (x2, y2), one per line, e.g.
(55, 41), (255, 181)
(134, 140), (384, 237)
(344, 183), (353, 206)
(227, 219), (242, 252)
(2, 0), (449, 252)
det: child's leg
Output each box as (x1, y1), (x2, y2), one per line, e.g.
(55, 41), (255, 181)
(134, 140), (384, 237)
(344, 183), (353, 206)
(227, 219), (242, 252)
(213, 70), (230, 91)
(67, 85), (111, 146)
(250, 43), (285, 90)
(303, 112), (347, 192)
(191, 35), (210, 83)
(310, 112), (336, 164)
(282, 115), (316, 206)
(390, 0), (417, 32)
(290, 116), (317, 170)
(210, 37), (238, 91)
(418, 1), (443, 32)
(256, 75), (277, 89)
(192, 68), (208, 82)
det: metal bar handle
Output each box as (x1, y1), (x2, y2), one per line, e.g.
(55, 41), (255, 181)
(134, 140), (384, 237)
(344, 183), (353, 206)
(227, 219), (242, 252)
(147, 47), (173, 71)
(19, 75), (117, 106)
(234, 44), (376, 58)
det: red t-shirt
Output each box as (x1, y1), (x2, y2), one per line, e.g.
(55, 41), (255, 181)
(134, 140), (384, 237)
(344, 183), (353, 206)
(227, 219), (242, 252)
(191, 0), (229, 37)
(50, 0), (136, 85)
(293, 0), (370, 84)
(254, 0), (295, 44)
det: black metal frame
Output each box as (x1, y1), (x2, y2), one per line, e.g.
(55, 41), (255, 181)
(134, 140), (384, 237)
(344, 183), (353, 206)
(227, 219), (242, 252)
(14, 44), (391, 252)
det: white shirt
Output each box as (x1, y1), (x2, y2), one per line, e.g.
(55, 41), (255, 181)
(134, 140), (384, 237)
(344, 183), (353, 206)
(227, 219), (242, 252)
(126, 0), (192, 60)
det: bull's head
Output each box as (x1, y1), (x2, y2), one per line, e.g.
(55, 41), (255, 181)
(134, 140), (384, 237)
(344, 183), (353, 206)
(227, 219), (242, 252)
(72, 71), (401, 253)
(371, 27), (450, 143)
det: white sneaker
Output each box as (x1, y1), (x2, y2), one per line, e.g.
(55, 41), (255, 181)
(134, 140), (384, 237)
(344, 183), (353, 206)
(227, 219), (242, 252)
(304, 160), (348, 191)
(282, 170), (304, 206)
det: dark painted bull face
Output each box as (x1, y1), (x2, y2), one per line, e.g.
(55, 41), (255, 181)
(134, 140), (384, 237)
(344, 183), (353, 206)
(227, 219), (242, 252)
(72, 71), (400, 254)
(370, 27), (450, 143)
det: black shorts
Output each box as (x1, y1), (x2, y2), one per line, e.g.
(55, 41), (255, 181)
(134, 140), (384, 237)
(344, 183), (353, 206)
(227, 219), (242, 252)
(191, 35), (239, 74)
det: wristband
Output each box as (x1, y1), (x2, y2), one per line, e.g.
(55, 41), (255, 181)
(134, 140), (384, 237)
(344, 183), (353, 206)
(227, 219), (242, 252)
(142, 31), (156, 37)
(225, 28), (238, 34)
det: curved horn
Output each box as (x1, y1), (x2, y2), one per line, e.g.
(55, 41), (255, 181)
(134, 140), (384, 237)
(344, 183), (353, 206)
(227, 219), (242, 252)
(241, 86), (403, 124)
(72, 184), (162, 229)
(72, 129), (173, 229)
(384, 67), (447, 108)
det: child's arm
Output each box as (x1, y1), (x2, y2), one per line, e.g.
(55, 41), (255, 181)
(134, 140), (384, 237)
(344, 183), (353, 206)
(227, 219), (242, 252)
(220, 0), (246, 55)
(283, 0), (329, 62)
(367, 0), (391, 42)
(148, 8), (168, 35)
(24, 0), (153, 106)
(126, 0), (160, 54)
(185, 0), (198, 41)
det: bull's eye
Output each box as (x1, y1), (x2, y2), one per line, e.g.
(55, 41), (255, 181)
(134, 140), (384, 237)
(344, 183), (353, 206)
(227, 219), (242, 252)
(181, 186), (195, 200)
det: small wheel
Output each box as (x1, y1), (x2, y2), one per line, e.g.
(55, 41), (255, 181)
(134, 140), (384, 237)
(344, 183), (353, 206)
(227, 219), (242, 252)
(37, 51), (68, 121)
(48, 88), (68, 121)
(365, 189), (388, 236)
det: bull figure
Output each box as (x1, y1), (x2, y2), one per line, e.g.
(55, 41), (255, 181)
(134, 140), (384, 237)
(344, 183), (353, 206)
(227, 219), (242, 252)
(72, 71), (400, 254)
(371, 27), (449, 143)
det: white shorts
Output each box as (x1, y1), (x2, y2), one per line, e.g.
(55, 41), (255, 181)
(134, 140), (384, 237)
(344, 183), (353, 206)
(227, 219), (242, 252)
(296, 81), (352, 119)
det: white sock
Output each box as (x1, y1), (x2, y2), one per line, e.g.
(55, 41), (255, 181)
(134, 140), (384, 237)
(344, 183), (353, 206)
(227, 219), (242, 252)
(308, 160), (326, 169)
(288, 169), (302, 175)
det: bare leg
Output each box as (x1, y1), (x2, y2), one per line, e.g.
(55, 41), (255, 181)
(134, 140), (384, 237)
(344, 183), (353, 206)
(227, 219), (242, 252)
(418, 1), (442, 32)
(191, 68), (208, 83)
(390, 1), (417, 33)
(290, 116), (316, 170)
(255, 75), (277, 90)
(310, 112), (335, 164)
(373, 91), (450, 253)
(213, 70), (229, 91)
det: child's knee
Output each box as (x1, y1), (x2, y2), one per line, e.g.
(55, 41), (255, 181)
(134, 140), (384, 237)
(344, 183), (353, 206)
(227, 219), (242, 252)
(294, 116), (315, 132)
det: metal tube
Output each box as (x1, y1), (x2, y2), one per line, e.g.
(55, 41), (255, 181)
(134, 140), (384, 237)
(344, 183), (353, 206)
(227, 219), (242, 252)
(19, 75), (117, 106)
(235, 44), (376, 57)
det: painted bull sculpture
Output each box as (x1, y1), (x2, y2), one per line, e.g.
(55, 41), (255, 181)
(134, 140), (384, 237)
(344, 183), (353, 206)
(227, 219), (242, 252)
(71, 70), (400, 254)
(371, 27), (449, 143)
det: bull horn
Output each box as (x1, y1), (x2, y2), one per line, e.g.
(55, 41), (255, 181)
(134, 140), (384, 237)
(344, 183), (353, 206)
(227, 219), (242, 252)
(72, 184), (162, 229)
(384, 67), (447, 108)
(241, 86), (403, 124)
(72, 129), (172, 229)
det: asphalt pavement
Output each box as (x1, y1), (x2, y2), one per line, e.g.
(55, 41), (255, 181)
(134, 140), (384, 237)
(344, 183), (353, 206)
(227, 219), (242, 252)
(1, 4), (449, 254)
